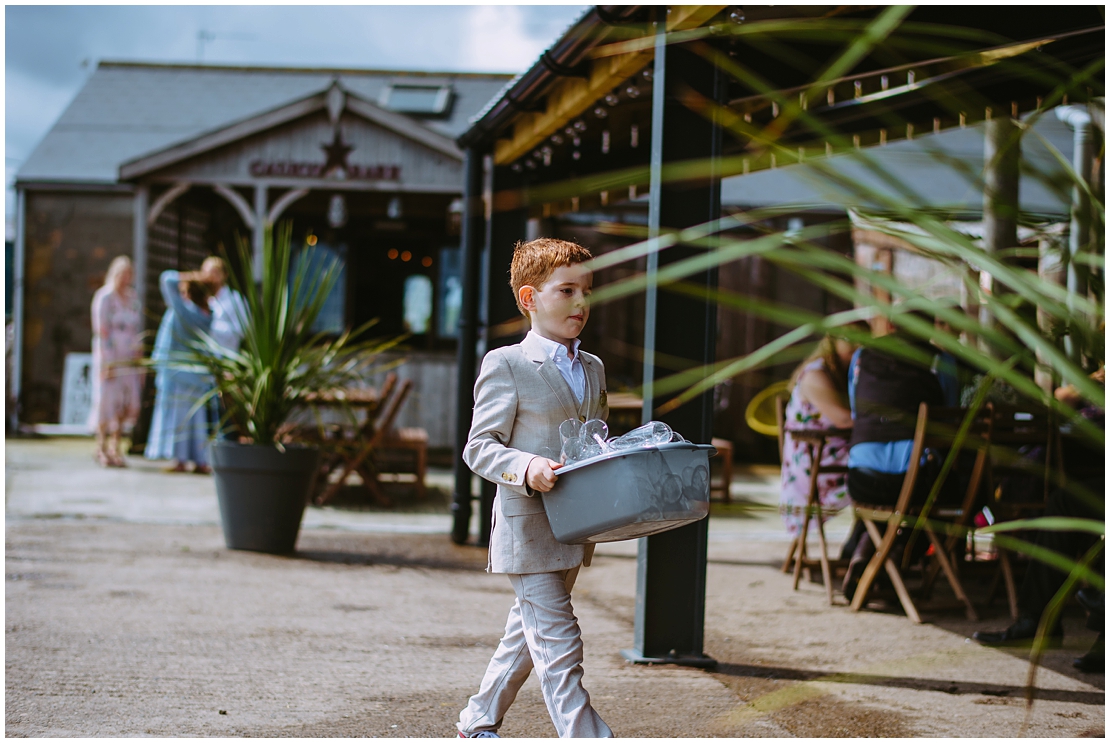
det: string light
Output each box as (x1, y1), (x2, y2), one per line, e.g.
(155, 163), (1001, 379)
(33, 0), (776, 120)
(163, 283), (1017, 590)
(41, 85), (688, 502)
(625, 86), (641, 98)
(550, 133), (564, 145)
(388, 248), (399, 260)
(400, 250), (412, 262)
(421, 256), (433, 267)
(593, 106), (608, 119)
(306, 234), (318, 246)
(604, 93), (620, 106)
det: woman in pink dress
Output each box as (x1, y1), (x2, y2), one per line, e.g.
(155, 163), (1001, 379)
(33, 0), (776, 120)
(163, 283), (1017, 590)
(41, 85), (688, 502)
(89, 256), (143, 467)
(778, 330), (862, 537)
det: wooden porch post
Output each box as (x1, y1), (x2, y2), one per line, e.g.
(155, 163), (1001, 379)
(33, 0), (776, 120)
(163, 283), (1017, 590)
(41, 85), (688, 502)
(980, 115), (1021, 355)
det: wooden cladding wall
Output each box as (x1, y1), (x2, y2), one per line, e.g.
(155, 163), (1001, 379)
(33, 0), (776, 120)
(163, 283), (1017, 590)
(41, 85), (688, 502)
(144, 200), (211, 334)
(19, 191), (133, 423)
(156, 111), (462, 192)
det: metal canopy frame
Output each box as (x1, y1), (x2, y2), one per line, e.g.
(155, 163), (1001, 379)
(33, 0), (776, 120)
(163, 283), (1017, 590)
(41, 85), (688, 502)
(448, 3), (1104, 664)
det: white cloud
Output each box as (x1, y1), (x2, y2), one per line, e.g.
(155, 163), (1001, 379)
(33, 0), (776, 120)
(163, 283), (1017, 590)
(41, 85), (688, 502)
(462, 5), (553, 73)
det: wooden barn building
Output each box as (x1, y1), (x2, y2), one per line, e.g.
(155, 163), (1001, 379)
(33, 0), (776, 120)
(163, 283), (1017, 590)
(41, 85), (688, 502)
(11, 61), (513, 443)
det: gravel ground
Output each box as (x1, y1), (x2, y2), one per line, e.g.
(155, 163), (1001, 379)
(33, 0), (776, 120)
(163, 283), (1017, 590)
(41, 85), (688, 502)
(5, 438), (1104, 737)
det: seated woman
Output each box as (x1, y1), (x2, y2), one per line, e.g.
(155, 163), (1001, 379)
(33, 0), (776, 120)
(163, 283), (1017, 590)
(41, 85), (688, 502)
(145, 270), (216, 473)
(778, 329), (862, 539)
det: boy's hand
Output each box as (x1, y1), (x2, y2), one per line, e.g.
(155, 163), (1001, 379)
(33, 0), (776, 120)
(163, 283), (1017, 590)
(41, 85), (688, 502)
(526, 457), (563, 493)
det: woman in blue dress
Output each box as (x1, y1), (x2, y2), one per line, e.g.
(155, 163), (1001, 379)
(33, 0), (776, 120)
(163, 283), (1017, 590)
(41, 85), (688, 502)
(145, 269), (217, 473)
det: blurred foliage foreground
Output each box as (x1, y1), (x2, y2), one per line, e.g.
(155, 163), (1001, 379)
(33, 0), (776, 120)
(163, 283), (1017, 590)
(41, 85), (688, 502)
(555, 8), (1104, 713)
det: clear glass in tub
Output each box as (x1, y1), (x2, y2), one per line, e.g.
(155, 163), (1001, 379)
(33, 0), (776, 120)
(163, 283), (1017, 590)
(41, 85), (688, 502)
(541, 442), (716, 544)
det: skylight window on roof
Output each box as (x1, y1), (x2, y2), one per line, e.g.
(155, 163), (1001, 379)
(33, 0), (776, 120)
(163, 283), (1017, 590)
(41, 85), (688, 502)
(381, 84), (453, 116)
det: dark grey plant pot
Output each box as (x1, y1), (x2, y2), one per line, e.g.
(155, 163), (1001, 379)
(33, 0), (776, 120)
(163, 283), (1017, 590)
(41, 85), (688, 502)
(211, 441), (321, 554)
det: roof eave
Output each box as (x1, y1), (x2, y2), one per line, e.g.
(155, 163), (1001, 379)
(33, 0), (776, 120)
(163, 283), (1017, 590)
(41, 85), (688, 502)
(457, 5), (647, 150)
(119, 83), (463, 182)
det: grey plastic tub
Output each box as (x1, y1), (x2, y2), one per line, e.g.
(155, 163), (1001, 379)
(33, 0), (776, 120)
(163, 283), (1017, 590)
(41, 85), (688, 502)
(542, 442), (716, 544)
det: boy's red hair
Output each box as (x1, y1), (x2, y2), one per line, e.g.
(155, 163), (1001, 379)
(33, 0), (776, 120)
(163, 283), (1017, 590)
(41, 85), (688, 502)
(509, 238), (593, 316)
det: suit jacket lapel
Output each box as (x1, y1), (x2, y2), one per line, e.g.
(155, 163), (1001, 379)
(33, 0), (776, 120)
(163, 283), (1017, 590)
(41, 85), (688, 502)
(579, 356), (596, 420)
(521, 333), (580, 422)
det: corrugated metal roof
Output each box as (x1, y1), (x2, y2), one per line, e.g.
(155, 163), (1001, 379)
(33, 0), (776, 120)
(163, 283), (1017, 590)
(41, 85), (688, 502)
(17, 61), (512, 185)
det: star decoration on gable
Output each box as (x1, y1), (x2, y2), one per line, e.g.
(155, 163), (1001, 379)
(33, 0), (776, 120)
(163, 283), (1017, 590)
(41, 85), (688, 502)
(321, 130), (354, 177)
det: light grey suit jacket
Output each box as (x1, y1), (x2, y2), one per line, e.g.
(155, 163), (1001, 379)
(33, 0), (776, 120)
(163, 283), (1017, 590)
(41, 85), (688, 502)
(463, 332), (608, 574)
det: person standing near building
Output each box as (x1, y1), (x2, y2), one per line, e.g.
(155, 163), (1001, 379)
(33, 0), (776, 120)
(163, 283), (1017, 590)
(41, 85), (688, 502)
(88, 256), (143, 467)
(200, 256), (247, 355)
(145, 270), (215, 473)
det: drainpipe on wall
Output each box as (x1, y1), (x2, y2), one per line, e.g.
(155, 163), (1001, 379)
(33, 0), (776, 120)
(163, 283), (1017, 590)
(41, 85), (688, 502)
(10, 187), (26, 432)
(1054, 104), (1093, 361)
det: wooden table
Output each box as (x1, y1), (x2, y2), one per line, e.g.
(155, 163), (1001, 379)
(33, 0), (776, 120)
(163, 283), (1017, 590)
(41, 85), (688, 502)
(782, 427), (852, 605)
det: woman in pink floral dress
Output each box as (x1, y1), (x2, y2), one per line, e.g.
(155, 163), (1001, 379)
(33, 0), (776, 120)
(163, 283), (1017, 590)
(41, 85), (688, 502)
(89, 256), (144, 466)
(779, 332), (861, 537)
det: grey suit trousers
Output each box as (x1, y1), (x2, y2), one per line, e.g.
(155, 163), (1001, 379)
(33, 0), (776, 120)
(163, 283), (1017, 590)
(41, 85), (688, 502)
(457, 568), (613, 738)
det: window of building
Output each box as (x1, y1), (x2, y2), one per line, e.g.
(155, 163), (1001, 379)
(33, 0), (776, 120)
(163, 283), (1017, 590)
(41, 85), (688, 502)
(403, 274), (434, 334)
(437, 247), (461, 338)
(292, 242), (347, 334)
(380, 84), (453, 116)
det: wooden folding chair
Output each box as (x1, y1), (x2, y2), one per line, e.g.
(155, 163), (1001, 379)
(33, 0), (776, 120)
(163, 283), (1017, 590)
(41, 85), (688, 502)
(849, 403), (991, 623)
(315, 376), (412, 506)
(979, 404), (1060, 618)
(709, 437), (734, 503)
(916, 405), (993, 608)
(376, 424), (430, 500)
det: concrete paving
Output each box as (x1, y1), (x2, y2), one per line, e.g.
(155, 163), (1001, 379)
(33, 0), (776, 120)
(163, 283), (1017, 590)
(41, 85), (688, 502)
(5, 437), (1104, 737)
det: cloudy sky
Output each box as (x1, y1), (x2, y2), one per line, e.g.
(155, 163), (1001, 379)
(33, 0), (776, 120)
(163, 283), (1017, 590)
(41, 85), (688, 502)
(4, 4), (589, 237)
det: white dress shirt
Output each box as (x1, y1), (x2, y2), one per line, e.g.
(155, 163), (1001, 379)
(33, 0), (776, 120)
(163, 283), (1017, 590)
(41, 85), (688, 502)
(209, 286), (247, 352)
(526, 330), (585, 404)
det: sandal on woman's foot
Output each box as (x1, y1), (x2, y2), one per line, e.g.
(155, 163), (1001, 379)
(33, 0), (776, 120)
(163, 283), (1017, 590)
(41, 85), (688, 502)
(109, 454), (128, 468)
(193, 464), (211, 475)
(163, 462), (188, 473)
(95, 451), (112, 467)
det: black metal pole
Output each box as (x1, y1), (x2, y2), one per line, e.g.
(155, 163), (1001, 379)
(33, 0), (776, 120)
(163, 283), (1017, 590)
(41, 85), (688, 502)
(622, 16), (722, 668)
(450, 148), (486, 545)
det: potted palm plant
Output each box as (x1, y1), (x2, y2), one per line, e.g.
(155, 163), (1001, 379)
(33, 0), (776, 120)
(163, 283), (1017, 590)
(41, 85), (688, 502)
(190, 222), (396, 554)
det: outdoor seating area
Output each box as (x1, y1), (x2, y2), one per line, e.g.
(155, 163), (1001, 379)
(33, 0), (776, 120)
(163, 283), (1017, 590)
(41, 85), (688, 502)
(292, 372), (429, 507)
(765, 396), (1075, 630)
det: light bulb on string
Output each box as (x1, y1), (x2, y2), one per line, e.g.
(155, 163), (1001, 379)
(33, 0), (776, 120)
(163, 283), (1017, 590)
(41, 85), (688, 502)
(604, 93), (620, 106)
(625, 86), (641, 98)
(593, 106), (608, 119)
(550, 133), (564, 145)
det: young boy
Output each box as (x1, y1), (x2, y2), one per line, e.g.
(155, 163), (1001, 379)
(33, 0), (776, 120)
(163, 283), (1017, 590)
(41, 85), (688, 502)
(457, 238), (613, 739)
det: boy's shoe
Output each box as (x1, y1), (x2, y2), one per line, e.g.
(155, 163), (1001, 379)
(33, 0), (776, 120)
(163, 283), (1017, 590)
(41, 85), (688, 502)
(458, 731), (500, 738)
